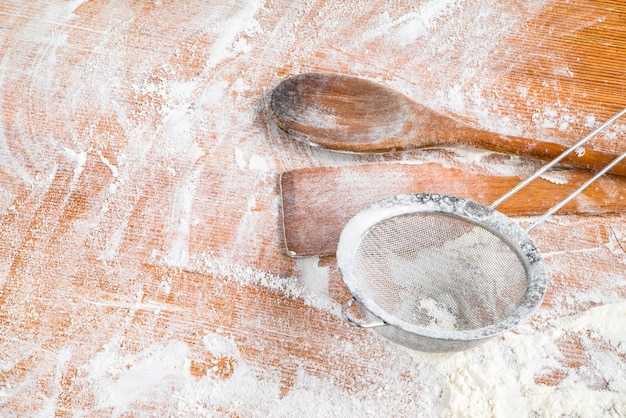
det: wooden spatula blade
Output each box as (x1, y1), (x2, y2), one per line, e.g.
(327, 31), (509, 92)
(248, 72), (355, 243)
(280, 162), (624, 257)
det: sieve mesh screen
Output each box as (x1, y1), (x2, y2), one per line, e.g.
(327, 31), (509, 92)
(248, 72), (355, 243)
(353, 213), (528, 331)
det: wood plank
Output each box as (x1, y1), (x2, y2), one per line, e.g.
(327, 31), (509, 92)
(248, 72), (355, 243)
(1, 0), (626, 416)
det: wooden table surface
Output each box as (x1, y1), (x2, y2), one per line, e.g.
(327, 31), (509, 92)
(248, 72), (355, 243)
(0, 1), (625, 416)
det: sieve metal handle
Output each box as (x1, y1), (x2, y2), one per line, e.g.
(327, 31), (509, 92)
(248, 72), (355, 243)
(490, 107), (626, 210)
(341, 297), (386, 328)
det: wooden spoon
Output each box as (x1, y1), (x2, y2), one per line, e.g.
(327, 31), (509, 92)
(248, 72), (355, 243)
(269, 73), (626, 176)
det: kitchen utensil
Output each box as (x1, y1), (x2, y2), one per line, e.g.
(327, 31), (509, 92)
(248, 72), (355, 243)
(337, 108), (626, 351)
(269, 73), (626, 176)
(280, 162), (624, 257)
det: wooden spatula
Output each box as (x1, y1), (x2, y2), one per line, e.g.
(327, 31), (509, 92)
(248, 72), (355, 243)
(280, 162), (624, 257)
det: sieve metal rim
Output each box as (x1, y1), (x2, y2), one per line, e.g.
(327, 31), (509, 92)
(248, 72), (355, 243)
(336, 193), (549, 342)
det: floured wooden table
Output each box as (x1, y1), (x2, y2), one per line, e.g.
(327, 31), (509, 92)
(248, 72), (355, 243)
(0, 1), (625, 416)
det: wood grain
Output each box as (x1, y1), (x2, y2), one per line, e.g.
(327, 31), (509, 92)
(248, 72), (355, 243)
(0, 1), (625, 416)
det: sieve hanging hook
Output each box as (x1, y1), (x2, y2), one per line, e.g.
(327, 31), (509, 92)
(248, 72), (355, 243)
(342, 297), (386, 328)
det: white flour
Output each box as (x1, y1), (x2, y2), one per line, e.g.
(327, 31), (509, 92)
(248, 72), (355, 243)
(78, 300), (626, 417)
(1, 0), (625, 417)
(415, 297), (460, 331)
(83, 332), (445, 417)
(415, 302), (626, 417)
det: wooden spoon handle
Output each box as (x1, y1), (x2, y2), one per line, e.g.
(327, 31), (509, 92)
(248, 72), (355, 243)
(354, 100), (626, 176)
(464, 130), (626, 176)
(280, 162), (625, 257)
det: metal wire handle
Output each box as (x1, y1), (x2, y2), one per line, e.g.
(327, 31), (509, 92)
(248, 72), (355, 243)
(489, 107), (626, 231)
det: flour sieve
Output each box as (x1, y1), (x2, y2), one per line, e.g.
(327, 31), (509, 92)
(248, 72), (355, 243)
(337, 108), (626, 352)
